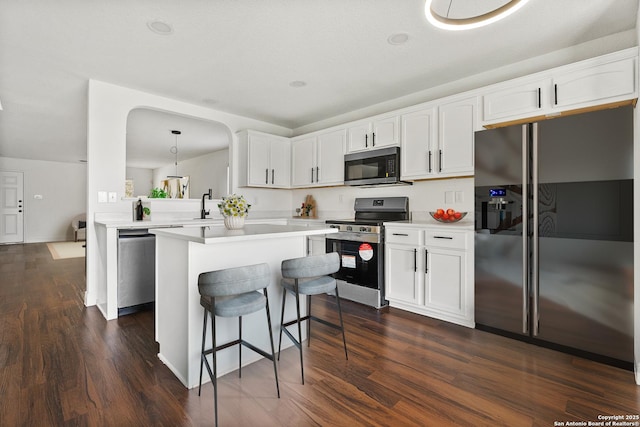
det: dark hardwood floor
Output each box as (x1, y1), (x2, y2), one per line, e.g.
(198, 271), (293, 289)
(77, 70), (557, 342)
(1, 242), (639, 426)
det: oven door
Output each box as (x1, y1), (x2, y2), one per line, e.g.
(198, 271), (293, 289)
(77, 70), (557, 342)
(326, 237), (381, 289)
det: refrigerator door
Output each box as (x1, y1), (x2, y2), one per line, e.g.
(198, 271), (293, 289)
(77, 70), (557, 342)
(535, 107), (633, 363)
(474, 124), (528, 336)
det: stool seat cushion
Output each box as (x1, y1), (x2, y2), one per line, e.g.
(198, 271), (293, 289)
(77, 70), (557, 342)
(281, 275), (336, 295)
(201, 291), (266, 317)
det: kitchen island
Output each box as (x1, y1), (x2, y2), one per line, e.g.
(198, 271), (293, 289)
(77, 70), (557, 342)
(150, 223), (338, 389)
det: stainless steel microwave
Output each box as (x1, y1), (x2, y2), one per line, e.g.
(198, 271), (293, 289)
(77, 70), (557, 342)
(344, 146), (404, 186)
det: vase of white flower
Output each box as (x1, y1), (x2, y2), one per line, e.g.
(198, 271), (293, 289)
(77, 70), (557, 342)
(218, 194), (250, 230)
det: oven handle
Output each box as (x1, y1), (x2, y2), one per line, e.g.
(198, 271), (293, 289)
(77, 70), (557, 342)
(325, 234), (381, 244)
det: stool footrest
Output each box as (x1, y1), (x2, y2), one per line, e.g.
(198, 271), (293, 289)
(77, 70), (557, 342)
(203, 339), (275, 362)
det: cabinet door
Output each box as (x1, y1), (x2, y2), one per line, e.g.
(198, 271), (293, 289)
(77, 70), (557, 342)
(247, 133), (272, 186)
(482, 79), (549, 123)
(291, 137), (316, 187)
(401, 108), (436, 179)
(385, 244), (420, 304)
(438, 97), (476, 175)
(372, 115), (399, 148)
(347, 122), (371, 152)
(316, 129), (345, 185)
(424, 247), (465, 316)
(269, 138), (291, 187)
(553, 57), (635, 110)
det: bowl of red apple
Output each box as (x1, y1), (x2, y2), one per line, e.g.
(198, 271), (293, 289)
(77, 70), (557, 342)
(430, 208), (467, 223)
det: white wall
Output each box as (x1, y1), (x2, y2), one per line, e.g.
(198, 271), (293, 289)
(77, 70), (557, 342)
(152, 148), (229, 199)
(125, 167), (153, 198)
(291, 178), (473, 220)
(0, 156), (86, 242)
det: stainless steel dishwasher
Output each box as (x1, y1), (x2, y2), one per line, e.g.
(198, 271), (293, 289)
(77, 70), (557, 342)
(117, 229), (155, 315)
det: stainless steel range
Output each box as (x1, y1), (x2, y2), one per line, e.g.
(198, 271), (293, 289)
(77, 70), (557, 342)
(326, 197), (409, 308)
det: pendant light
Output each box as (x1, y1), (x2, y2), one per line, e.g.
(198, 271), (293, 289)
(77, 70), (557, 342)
(425, 0), (530, 31)
(167, 129), (184, 178)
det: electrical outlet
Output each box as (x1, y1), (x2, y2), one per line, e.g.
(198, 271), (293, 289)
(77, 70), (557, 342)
(455, 191), (464, 203)
(108, 192), (117, 203)
(33, 194), (43, 200)
(444, 191), (454, 204)
(98, 191), (107, 203)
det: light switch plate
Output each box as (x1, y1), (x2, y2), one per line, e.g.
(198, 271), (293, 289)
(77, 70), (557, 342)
(98, 191), (107, 203)
(108, 192), (117, 203)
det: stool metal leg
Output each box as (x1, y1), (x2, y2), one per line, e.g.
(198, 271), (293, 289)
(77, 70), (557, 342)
(307, 294), (312, 348)
(294, 280), (305, 384)
(238, 316), (242, 378)
(198, 309), (208, 396)
(263, 288), (280, 397)
(334, 285), (348, 360)
(277, 289), (286, 359)
(212, 311), (218, 427)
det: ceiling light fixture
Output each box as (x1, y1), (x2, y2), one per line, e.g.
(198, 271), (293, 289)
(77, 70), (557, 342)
(147, 19), (174, 35)
(289, 81), (307, 88)
(387, 33), (409, 45)
(425, 0), (530, 31)
(167, 130), (184, 178)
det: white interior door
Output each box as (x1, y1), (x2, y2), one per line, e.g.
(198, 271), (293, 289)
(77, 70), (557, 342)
(0, 171), (24, 243)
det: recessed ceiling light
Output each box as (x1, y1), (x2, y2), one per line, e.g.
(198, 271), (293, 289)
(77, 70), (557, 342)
(147, 19), (174, 35)
(425, 0), (530, 31)
(202, 98), (218, 105)
(289, 81), (307, 88)
(387, 33), (409, 45)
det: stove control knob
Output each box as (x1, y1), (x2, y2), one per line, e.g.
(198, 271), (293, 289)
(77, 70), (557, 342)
(360, 226), (368, 232)
(346, 225), (352, 231)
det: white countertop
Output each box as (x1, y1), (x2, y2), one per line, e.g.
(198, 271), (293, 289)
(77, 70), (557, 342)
(150, 223), (338, 244)
(384, 219), (474, 230)
(94, 217), (287, 229)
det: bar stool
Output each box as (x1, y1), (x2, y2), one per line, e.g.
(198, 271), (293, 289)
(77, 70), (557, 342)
(198, 263), (280, 426)
(278, 252), (348, 384)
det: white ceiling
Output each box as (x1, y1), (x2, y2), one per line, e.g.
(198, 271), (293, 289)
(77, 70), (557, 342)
(0, 0), (638, 166)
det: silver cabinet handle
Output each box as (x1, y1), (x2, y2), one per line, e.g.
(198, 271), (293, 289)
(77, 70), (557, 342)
(265, 168), (269, 184)
(439, 149), (443, 172)
(433, 236), (453, 240)
(365, 134), (368, 148)
(392, 233), (409, 236)
(316, 166), (319, 182)
(428, 151), (432, 173)
(413, 248), (417, 272)
(311, 168), (314, 183)
(271, 169), (275, 184)
(372, 132), (375, 146)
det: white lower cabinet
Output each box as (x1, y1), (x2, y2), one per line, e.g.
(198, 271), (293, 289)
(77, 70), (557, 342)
(385, 226), (474, 328)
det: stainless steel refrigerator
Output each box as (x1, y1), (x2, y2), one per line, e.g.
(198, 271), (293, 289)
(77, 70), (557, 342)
(474, 106), (634, 368)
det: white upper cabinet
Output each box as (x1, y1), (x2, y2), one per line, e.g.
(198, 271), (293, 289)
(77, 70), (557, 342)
(483, 78), (550, 123)
(347, 114), (399, 153)
(552, 57), (636, 109)
(237, 130), (291, 188)
(291, 136), (315, 187)
(316, 129), (346, 185)
(401, 106), (437, 179)
(291, 128), (345, 188)
(438, 96), (476, 176)
(481, 50), (637, 127)
(400, 97), (476, 180)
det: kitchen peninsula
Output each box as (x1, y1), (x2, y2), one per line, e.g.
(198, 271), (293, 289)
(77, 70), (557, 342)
(150, 223), (337, 388)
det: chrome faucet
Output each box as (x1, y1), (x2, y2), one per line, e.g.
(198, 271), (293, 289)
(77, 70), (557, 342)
(201, 189), (212, 219)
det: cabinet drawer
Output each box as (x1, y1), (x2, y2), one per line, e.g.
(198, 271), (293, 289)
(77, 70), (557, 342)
(386, 228), (421, 245)
(425, 230), (467, 250)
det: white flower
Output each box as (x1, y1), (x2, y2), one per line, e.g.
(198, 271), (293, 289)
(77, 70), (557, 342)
(218, 194), (251, 218)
